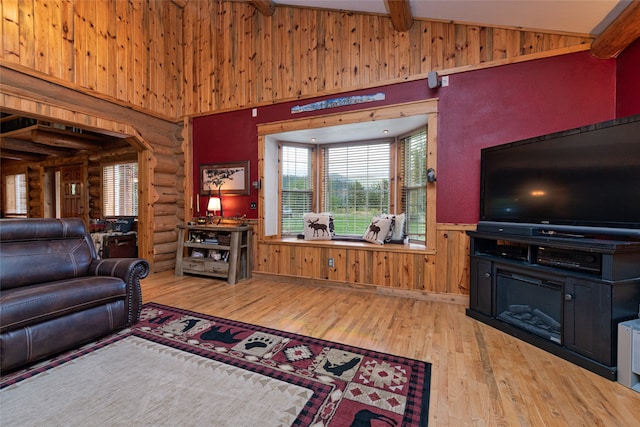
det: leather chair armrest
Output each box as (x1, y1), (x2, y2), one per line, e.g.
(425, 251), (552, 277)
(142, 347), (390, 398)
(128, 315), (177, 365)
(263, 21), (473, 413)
(89, 258), (150, 325)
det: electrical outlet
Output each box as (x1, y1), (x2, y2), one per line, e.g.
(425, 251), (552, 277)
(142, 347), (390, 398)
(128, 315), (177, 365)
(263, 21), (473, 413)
(250, 202), (257, 209)
(328, 258), (334, 268)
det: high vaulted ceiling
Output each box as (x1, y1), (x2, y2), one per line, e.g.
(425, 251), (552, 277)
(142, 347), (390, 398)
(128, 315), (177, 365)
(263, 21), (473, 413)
(274, 0), (632, 35)
(248, 0), (640, 58)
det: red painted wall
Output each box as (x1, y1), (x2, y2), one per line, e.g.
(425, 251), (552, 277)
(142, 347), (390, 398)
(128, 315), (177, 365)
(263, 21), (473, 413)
(616, 37), (640, 117)
(193, 51), (617, 224)
(193, 110), (260, 218)
(192, 80), (433, 218)
(438, 52), (616, 223)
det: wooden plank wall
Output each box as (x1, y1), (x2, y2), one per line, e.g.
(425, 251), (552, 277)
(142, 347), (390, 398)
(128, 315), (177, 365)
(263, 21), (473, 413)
(255, 225), (472, 301)
(0, 0), (184, 119)
(0, 0), (594, 117)
(2, 0), (595, 124)
(182, 1), (593, 114)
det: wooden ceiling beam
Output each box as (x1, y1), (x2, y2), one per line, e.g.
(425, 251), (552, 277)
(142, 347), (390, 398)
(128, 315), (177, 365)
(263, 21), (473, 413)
(591, 0), (640, 58)
(249, 0), (276, 17)
(31, 129), (103, 151)
(0, 137), (73, 156)
(0, 149), (46, 162)
(385, 0), (413, 32)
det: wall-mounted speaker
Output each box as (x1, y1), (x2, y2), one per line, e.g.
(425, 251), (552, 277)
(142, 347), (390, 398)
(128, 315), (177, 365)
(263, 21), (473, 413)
(427, 71), (441, 89)
(426, 168), (437, 183)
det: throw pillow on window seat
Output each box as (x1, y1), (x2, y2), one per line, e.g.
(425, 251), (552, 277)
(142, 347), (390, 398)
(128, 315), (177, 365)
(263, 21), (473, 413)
(303, 213), (333, 240)
(320, 212), (335, 238)
(381, 213), (405, 243)
(362, 216), (393, 245)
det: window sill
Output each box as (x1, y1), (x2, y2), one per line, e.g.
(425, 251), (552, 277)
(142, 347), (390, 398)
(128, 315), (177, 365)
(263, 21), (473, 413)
(259, 237), (433, 254)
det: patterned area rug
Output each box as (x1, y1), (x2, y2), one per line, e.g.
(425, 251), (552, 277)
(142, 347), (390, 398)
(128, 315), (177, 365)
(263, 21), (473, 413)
(1, 302), (431, 426)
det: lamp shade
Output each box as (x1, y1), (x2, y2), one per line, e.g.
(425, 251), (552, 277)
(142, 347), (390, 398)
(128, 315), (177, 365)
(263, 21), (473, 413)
(207, 196), (221, 213)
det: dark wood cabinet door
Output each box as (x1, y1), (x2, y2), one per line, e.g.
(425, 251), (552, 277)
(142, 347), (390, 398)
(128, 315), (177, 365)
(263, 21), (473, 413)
(563, 278), (611, 365)
(470, 257), (493, 316)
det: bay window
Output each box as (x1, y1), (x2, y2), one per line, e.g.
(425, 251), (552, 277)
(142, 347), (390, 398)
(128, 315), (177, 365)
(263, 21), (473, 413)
(281, 144), (314, 234)
(401, 129), (427, 241)
(280, 127), (427, 242)
(322, 141), (391, 235)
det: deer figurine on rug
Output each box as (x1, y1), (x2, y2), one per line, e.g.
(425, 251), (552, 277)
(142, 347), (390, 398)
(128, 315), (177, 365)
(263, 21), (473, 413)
(307, 217), (329, 237)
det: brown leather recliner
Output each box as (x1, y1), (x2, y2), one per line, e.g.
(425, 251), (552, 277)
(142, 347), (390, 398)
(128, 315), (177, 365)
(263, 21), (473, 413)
(0, 218), (150, 372)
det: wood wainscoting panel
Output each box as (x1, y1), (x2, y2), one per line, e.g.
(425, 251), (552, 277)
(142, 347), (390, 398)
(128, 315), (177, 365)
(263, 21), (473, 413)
(254, 224), (473, 300)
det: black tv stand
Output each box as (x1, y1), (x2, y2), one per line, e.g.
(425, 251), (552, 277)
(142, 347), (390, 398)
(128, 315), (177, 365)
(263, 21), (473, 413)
(466, 230), (640, 380)
(538, 230), (585, 239)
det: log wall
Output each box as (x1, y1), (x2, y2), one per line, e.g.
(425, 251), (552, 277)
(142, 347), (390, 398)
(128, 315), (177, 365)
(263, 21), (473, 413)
(0, 68), (183, 273)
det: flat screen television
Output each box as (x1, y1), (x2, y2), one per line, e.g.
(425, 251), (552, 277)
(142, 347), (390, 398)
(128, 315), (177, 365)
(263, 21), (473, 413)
(479, 114), (640, 238)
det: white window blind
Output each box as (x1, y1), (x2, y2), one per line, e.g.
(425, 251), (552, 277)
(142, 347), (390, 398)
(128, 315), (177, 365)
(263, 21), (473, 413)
(281, 145), (313, 235)
(402, 129), (427, 241)
(103, 163), (138, 216)
(323, 142), (390, 235)
(5, 173), (27, 215)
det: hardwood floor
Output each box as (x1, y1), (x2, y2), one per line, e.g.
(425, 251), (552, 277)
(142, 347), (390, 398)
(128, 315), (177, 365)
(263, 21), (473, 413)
(142, 271), (640, 426)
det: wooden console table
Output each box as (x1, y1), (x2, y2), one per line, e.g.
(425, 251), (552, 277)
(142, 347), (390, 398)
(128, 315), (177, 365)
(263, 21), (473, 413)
(175, 224), (252, 284)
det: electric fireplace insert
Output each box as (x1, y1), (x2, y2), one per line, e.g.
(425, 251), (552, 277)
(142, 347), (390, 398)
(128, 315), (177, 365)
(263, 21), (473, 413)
(496, 271), (563, 344)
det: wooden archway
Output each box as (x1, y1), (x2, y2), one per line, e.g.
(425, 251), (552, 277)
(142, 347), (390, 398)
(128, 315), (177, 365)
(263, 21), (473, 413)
(1, 63), (184, 272)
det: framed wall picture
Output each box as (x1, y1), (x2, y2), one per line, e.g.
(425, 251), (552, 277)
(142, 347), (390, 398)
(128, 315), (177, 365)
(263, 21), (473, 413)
(200, 161), (250, 195)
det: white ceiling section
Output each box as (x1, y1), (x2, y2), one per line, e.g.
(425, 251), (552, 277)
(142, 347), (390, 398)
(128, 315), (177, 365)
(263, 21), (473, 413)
(270, 115), (429, 144)
(276, 0), (632, 35)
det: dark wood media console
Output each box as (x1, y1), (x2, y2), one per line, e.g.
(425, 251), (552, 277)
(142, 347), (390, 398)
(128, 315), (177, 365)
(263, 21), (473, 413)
(466, 230), (640, 380)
